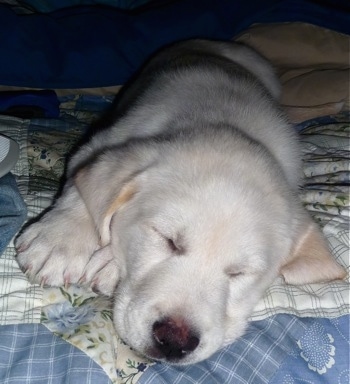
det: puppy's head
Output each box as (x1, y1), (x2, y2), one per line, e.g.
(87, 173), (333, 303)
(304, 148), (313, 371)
(75, 132), (346, 365)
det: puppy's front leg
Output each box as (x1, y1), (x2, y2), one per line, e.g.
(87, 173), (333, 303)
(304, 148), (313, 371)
(16, 182), (100, 288)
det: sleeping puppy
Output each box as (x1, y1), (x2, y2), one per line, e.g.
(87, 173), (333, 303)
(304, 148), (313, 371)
(15, 40), (346, 365)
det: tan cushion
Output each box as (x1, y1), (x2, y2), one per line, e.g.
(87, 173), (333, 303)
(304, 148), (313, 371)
(235, 22), (350, 112)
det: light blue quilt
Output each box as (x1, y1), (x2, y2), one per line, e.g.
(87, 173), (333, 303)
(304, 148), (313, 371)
(139, 315), (349, 384)
(0, 96), (348, 383)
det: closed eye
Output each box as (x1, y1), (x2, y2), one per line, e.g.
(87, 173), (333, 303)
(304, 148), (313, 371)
(165, 235), (186, 255)
(166, 237), (179, 252)
(225, 267), (244, 279)
(151, 227), (185, 255)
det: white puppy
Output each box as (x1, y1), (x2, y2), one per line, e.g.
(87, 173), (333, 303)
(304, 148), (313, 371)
(16, 40), (346, 365)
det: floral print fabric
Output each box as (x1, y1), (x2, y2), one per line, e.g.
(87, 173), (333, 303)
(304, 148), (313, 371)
(0, 97), (348, 383)
(41, 287), (153, 383)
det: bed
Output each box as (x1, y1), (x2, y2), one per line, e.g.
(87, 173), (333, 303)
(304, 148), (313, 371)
(0, 1), (349, 383)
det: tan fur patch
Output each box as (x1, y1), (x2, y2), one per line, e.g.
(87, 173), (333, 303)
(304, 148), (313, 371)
(100, 182), (136, 246)
(281, 223), (347, 284)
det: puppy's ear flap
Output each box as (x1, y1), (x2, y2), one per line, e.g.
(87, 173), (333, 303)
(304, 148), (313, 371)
(74, 161), (138, 247)
(280, 221), (347, 285)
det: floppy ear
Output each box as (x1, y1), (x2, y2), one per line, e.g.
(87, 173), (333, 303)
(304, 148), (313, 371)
(75, 164), (138, 247)
(72, 142), (157, 248)
(280, 221), (347, 285)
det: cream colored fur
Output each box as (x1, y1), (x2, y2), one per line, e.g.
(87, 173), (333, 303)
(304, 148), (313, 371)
(16, 40), (346, 364)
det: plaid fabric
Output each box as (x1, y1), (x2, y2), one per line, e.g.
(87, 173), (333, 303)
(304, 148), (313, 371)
(140, 315), (306, 384)
(0, 106), (348, 327)
(0, 247), (42, 324)
(0, 323), (112, 383)
(0, 99), (105, 324)
(0, 100), (348, 384)
(251, 117), (349, 321)
(0, 116), (43, 324)
(139, 314), (350, 384)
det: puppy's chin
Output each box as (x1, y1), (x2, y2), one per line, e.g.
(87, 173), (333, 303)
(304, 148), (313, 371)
(144, 346), (215, 366)
(145, 347), (194, 365)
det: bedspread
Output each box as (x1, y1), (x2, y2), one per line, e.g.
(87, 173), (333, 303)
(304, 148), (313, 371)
(0, 96), (348, 383)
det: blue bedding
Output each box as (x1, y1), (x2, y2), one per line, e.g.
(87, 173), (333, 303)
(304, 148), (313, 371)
(0, 0), (349, 89)
(0, 324), (111, 384)
(0, 1), (349, 381)
(0, 94), (348, 383)
(0, 315), (348, 383)
(140, 315), (350, 384)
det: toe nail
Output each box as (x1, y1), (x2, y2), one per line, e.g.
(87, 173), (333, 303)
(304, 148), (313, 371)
(91, 280), (101, 294)
(15, 244), (27, 253)
(21, 265), (31, 275)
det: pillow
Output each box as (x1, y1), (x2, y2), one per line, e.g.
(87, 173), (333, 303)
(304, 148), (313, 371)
(235, 23), (350, 121)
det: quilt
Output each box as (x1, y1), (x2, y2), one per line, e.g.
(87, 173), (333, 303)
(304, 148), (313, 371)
(0, 95), (348, 383)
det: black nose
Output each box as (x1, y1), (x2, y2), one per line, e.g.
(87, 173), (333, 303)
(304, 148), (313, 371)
(152, 317), (200, 360)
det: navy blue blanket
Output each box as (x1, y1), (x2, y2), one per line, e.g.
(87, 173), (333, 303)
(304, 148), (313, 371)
(0, 0), (349, 89)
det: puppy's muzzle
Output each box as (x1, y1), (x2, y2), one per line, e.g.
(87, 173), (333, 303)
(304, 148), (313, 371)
(151, 317), (199, 361)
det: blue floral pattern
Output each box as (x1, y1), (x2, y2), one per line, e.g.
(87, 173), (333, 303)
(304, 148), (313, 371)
(297, 322), (336, 374)
(117, 360), (149, 383)
(282, 373), (314, 383)
(42, 301), (97, 334)
(338, 370), (350, 384)
(41, 286), (153, 383)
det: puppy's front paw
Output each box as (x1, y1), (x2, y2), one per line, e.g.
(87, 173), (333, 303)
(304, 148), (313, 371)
(16, 209), (99, 288)
(90, 261), (120, 297)
(79, 246), (120, 296)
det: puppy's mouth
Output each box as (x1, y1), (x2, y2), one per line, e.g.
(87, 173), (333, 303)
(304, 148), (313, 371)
(146, 316), (200, 363)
